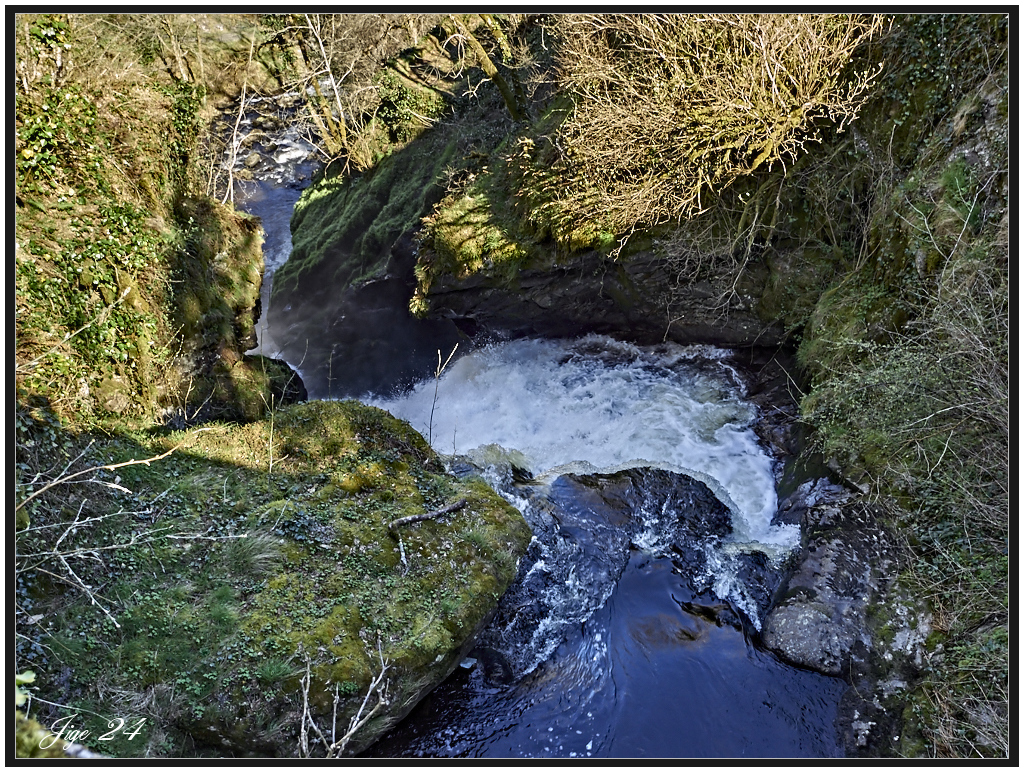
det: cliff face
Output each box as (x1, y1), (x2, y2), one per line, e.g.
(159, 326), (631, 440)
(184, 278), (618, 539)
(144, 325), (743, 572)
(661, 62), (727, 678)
(420, 246), (787, 348)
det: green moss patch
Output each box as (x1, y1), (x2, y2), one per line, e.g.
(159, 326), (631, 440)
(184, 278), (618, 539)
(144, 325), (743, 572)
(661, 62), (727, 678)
(274, 131), (458, 305)
(16, 400), (530, 757)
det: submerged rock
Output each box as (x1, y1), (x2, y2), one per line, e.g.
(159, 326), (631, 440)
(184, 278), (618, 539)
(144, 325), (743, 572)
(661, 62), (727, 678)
(470, 467), (742, 679)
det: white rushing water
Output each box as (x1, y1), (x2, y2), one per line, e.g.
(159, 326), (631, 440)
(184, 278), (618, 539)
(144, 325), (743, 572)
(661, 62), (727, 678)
(369, 335), (798, 552)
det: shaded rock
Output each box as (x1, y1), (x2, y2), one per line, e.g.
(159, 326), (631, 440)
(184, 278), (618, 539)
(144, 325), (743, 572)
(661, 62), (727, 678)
(253, 113), (285, 131)
(762, 488), (891, 677)
(269, 233), (463, 400)
(471, 466), (737, 679)
(425, 248), (787, 349)
(763, 598), (862, 677)
(94, 374), (131, 414)
(240, 130), (268, 148)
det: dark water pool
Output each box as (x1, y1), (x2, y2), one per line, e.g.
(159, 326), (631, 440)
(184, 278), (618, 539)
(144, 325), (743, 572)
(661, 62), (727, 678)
(367, 550), (846, 759)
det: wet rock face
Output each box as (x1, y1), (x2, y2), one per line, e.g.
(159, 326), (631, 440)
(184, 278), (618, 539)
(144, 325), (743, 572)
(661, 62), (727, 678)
(468, 467), (741, 679)
(268, 234), (464, 400)
(758, 474), (935, 756)
(425, 248), (786, 349)
(761, 480), (891, 677)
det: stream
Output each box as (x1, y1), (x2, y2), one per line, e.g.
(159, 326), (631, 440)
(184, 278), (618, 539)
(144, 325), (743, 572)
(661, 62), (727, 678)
(225, 104), (847, 759)
(363, 339), (844, 758)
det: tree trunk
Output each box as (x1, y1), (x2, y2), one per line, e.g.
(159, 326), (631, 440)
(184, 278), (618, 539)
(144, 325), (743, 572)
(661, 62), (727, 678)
(452, 15), (525, 122)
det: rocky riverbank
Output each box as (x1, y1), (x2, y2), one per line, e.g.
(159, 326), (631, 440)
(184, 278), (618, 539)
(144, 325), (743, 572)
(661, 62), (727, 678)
(16, 12), (1006, 759)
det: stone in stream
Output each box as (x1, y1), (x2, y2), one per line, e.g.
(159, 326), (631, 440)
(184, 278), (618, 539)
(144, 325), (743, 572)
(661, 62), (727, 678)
(759, 481), (935, 754)
(761, 482), (890, 677)
(761, 479), (905, 675)
(465, 466), (758, 680)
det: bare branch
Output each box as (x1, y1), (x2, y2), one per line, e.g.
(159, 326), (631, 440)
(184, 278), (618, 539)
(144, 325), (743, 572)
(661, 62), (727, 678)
(16, 445), (180, 513)
(388, 498), (468, 533)
(298, 642), (391, 758)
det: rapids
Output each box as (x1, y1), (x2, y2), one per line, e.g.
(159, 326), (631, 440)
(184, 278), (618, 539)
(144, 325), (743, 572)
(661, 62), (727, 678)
(224, 103), (847, 758)
(368, 335), (799, 554)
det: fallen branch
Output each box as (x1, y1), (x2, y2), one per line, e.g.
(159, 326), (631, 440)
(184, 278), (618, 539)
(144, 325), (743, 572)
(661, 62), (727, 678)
(388, 498), (467, 534)
(16, 431), (214, 513)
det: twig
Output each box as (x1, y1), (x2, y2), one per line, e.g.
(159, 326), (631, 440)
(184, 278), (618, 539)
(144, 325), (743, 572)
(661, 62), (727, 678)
(268, 393), (276, 475)
(298, 641), (391, 758)
(428, 343), (458, 446)
(222, 29), (256, 205)
(17, 288), (131, 373)
(57, 552), (121, 629)
(332, 640), (390, 755)
(16, 445), (180, 513)
(298, 654), (316, 757)
(388, 498), (467, 534)
(398, 535), (408, 572)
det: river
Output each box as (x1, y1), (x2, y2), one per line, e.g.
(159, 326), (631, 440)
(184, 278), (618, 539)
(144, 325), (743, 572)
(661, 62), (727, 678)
(225, 104), (847, 759)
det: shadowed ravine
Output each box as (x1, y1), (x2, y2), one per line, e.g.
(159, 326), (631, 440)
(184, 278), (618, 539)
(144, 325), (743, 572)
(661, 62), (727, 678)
(360, 341), (846, 758)
(235, 128), (846, 760)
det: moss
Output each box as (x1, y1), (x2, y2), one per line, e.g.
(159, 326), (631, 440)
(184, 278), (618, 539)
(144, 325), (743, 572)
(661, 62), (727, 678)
(273, 131), (458, 307)
(416, 174), (534, 303)
(18, 400), (531, 757)
(15, 711), (79, 758)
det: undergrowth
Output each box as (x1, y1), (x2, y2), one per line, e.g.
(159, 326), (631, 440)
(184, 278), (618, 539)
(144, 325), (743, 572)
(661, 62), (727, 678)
(15, 400), (529, 757)
(14, 13), (291, 426)
(794, 14), (1008, 757)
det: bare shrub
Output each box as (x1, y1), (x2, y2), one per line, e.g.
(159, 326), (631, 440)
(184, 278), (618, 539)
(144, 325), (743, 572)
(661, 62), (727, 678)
(261, 13), (443, 170)
(548, 13), (888, 235)
(802, 229), (1008, 757)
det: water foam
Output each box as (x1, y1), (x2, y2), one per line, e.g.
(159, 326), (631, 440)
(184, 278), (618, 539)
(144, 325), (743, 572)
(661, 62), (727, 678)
(369, 335), (796, 551)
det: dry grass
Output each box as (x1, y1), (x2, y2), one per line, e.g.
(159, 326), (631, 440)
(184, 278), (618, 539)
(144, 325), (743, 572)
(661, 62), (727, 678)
(546, 13), (887, 236)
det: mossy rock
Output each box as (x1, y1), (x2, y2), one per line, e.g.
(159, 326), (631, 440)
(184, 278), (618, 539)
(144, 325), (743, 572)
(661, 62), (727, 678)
(23, 400), (531, 757)
(15, 711), (87, 758)
(273, 130), (458, 308)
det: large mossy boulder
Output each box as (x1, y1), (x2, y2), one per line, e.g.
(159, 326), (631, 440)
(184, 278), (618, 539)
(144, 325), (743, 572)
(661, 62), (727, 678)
(24, 400), (530, 757)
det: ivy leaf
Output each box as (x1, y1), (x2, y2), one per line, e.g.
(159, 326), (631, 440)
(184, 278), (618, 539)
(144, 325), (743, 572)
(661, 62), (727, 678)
(15, 670), (36, 707)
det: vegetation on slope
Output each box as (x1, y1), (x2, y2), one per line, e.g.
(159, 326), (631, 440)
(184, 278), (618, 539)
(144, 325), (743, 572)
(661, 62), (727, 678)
(14, 13), (298, 426)
(412, 13), (1011, 756)
(270, 16), (522, 313)
(14, 13), (531, 758)
(15, 11), (1008, 759)
(16, 400), (528, 756)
